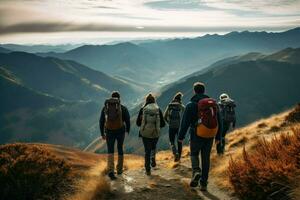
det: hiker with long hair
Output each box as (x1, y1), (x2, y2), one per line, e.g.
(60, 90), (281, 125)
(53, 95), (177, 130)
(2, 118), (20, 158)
(99, 91), (130, 180)
(164, 92), (185, 162)
(136, 93), (166, 175)
(178, 82), (222, 191)
(217, 93), (236, 155)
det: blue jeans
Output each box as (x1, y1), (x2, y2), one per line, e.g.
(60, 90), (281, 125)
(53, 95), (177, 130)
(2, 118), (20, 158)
(190, 137), (214, 186)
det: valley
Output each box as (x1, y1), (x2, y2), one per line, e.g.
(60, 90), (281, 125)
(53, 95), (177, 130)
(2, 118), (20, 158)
(1, 28), (300, 152)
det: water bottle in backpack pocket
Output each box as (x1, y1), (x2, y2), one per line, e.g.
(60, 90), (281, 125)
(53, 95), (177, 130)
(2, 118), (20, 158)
(196, 98), (219, 138)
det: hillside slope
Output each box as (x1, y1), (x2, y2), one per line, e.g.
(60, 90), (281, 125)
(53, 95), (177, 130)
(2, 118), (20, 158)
(0, 52), (141, 103)
(158, 48), (300, 127)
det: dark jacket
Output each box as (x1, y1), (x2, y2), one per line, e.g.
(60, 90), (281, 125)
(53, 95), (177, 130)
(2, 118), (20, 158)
(178, 94), (222, 141)
(136, 104), (166, 128)
(99, 104), (130, 136)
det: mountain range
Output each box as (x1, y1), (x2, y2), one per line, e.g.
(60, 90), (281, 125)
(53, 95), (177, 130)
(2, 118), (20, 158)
(0, 52), (145, 146)
(120, 47), (300, 153)
(38, 28), (300, 85)
(1, 28), (300, 150)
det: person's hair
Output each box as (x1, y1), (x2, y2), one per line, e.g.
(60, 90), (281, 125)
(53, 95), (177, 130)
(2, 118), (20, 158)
(111, 91), (120, 99)
(144, 93), (156, 106)
(193, 82), (205, 94)
(173, 92), (183, 103)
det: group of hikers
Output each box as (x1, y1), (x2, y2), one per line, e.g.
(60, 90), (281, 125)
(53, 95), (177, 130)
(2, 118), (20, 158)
(99, 82), (236, 191)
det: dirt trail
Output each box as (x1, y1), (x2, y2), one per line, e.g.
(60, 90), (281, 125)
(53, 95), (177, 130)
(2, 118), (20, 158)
(106, 153), (236, 200)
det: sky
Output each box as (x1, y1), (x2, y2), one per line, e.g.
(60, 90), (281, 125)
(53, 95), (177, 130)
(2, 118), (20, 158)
(0, 0), (299, 44)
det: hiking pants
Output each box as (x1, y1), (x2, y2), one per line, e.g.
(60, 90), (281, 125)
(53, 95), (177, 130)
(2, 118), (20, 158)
(106, 131), (125, 173)
(190, 137), (214, 186)
(169, 128), (182, 156)
(142, 137), (159, 171)
(106, 131), (125, 155)
(216, 121), (230, 154)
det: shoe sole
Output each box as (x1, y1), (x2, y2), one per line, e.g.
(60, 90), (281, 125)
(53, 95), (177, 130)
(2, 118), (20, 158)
(190, 173), (201, 187)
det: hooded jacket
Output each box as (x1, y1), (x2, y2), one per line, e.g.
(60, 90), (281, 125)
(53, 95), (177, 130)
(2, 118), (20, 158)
(178, 93), (222, 141)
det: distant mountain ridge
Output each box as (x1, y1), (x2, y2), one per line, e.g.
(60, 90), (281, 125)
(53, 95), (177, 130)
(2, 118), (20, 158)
(38, 27), (300, 84)
(0, 52), (141, 103)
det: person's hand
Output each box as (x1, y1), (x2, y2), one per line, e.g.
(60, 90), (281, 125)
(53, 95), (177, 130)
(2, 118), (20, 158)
(102, 135), (106, 140)
(215, 140), (220, 145)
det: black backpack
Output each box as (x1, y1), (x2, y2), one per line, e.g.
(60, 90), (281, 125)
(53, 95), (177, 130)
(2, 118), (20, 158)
(220, 100), (236, 123)
(168, 103), (181, 129)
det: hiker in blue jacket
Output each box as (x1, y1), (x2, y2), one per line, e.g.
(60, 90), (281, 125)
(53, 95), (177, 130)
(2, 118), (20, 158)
(178, 82), (222, 191)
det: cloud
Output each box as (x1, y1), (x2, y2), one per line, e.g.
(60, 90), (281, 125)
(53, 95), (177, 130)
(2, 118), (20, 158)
(0, 0), (299, 40)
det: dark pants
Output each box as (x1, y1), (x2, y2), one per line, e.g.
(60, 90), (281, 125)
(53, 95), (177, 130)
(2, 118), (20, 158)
(106, 131), (125, 155)
(169, 128), (182, 156)
(190, 137), (214, 186)
(216, 122), (230, 154)
(142, 137), (158, 171)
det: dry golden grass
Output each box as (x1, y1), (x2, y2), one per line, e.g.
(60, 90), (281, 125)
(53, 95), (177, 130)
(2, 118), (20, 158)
(0, 143), (79, 200)
(210, 107), (300, 192)
(66, 162), (112, 200)
(228, 127), (300, 200)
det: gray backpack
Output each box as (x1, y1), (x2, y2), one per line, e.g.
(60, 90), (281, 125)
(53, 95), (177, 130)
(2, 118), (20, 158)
(168, 103), (181, 129)
(140, 103), (160, 138)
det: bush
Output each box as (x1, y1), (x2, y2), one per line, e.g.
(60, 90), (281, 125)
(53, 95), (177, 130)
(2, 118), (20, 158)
(228, 128), (300, 200)
(0, 143), (77, 200)
(286, 103), (300, 123)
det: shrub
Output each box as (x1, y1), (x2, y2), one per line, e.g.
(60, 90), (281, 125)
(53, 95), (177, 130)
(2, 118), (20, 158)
(286, 103), (300, 123)
(228, 128), (300, 200)
(0, 143), (77, 200)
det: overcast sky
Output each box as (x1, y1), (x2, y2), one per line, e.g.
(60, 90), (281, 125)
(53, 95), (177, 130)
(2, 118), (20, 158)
(0, 0), (299, 44)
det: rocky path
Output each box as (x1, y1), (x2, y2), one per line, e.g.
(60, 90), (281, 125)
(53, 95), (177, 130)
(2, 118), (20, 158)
(107, 153), (235, 200)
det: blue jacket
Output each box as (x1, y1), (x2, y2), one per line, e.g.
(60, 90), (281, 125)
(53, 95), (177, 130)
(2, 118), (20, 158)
(178, 93), (223, 141)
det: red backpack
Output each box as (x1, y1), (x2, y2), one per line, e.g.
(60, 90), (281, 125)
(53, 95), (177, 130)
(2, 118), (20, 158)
(196, 98), (219, 138)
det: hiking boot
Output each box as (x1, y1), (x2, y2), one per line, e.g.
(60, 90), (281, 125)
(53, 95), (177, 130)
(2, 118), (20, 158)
(108, 172), (117, 180)
(174, 154), (180, 162)
(116, 155), (124, 175)
(200, 184), (207, 191)
(146, 170), (151, 176)
(190, 172), (201, 187)
(151, 151), (156, 167)
(151, 158), (156, 168)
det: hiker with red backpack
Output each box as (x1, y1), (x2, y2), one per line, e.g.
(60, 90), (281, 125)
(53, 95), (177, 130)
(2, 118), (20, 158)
(136, 93), (166, 176)
(164, 92), (185, 162)
(217, 93), (236, 155)
(99, 91), (130, 180)
(178, 82), (222, 191)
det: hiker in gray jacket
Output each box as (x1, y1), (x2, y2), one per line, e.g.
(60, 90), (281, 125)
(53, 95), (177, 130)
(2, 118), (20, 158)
(164, 92), (185, 162)
(136, 93), (166, 176)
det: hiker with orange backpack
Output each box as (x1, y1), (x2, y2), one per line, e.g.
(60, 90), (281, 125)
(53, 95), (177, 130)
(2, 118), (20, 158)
(136, 93), (166, 176)
(178, 82), (222, 191)
(164, 92), (185, 162)
(99, 91), (130, 180)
